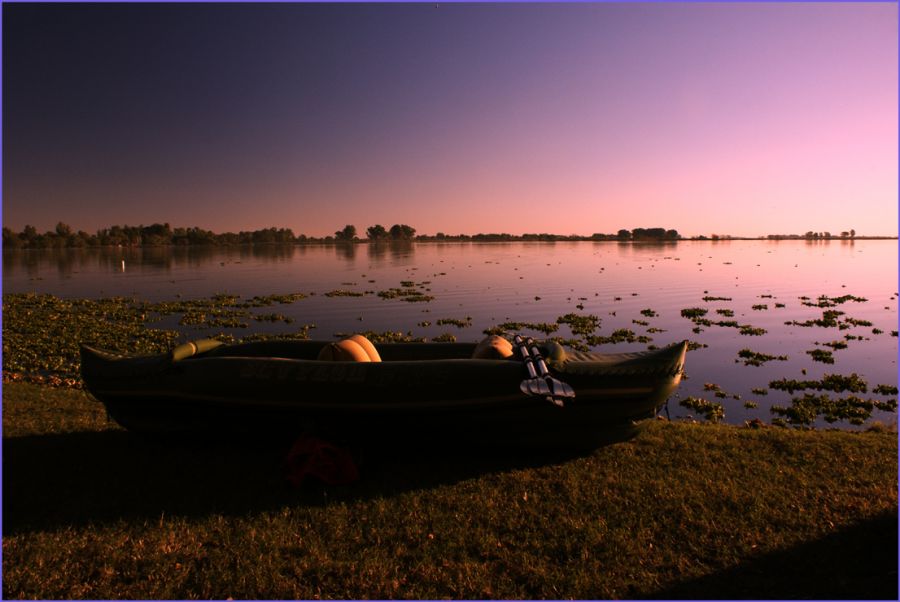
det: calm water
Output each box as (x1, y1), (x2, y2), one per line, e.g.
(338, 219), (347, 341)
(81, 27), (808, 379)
(4, 240), (898, 427)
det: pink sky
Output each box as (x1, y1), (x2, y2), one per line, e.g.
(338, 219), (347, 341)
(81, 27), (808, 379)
(3, 3), (897, 237)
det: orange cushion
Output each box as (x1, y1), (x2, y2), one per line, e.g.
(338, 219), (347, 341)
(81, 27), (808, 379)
(472, 335), (514, 359)
(347, 334), (381, 362)
(317, 339), (372, 362)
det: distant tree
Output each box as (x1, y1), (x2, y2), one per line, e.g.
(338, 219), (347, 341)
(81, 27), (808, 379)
(389, 224), (416, 240)
(840, 231), (850, 238)
(2, 227), (21, 248)
(850, 229), (856, 238)
(55, 222), (72, 237)
(616, 229), (631, 240)
(335, 224), (357, 241)
(366, 224), (388, 240)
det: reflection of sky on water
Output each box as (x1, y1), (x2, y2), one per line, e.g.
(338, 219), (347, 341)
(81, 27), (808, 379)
(3, 240), (897, 428)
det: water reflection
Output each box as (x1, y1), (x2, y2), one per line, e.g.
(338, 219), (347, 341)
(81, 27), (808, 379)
(613, 240), (679, 255)
(334, 243), (358, 262)
(366, 241), (415, 266)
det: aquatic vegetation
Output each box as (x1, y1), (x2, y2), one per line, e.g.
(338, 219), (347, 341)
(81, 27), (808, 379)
(238, 327), (315, 343)
(324, 289), (366, 297)
(791, 310), (844, 328)
(819, 340), (849, 350)
(646, 327), (668, 334)
(242, 293), (308, 306)
(751, 387), (768, 395)
(769, 373), (868, 394)
(715, 309), (734, 317)
(743, 401), (758, 409)
(681, 308), (708, 319)
(377, 288), (435, 302)
(800, 294), (868, 308)
(333, 330), (426, 344)
(686, 341), (708, 351)
(874, 398), (898, 412)
(702, 296), (732, 302)
(770, 392), (891, 426)
(2, 293), (180, 387)
(584, 329), (652, 345)
(751, 304), (768, 311)
(178, 308), (251, 329)
(679, 396), (725, 422)
(736, 349), (788, 366)
(483, 322), (559, 336)
(806, 349), (835, 364)
(418, 321), (432, 327)
(556, 313), (601, 336)
(842, 317), (873, 328)
(738, 325), (767, 336)
(873, 384), (899, 396)
(548, 337), (589, 352)
(632, 319), (649, 326)
(431, 333), (457, 343)
(436, 317), (473, 328)
(253, 313), (295, 324)
(640, 308), (658, 317)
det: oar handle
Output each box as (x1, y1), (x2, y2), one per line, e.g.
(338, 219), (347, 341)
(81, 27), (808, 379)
(515, 336), (538, 379)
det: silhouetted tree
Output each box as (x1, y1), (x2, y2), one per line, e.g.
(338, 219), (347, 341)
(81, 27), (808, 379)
(389, 224), (416, 240)
(335, 224), (357, 241)
(366, 224), (388, 240)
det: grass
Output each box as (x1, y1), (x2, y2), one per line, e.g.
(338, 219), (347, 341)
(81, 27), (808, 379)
(3, 382), (897, 599)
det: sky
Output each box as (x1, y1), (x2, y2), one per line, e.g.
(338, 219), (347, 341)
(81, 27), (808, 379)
(2, 2), (897, 238)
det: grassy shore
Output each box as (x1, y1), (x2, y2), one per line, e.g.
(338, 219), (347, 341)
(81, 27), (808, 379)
(2, 381), (897, 599)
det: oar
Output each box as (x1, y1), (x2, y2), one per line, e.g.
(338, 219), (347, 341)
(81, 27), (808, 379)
(515, 335), (551, 398)
(527, 337), (575, 404)
(514, 335), (574, 407)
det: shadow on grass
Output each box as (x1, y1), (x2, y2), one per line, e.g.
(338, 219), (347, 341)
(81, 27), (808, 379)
(3, 429), (600, 535)
(645, 511), (898, 600)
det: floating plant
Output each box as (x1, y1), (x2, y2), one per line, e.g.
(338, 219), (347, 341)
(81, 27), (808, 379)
(769, 373), (868, 395)
(436, 317), (473, 328)
(770, 392), (893, 426)
(324, 289), (366, 297)
(556, 313), (601, 336)
(431, 333), (457, 343)
(736, 349), (788, 366)
(679, 396), (725, 422)
(806, 349), (835, 364)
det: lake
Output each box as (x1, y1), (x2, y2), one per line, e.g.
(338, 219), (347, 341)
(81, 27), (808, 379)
(3, 240), (898, 428)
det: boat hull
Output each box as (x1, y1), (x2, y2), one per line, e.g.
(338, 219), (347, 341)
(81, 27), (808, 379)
(81, 339), (688, 450)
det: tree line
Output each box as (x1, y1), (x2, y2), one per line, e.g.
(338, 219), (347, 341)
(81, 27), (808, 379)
(3, 222), (689, 249)
(2, 223), (301, 249)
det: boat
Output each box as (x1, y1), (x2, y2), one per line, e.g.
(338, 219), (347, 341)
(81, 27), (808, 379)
(80, 336), (688, 450)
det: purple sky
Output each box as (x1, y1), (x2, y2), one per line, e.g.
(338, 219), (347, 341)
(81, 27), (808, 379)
(3, 2), (897, 237)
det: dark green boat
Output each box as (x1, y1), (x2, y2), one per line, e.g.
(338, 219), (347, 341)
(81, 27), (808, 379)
(80, 337), (688, 449)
